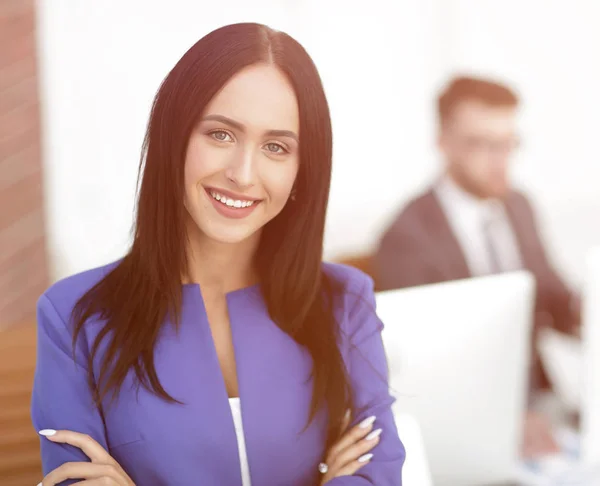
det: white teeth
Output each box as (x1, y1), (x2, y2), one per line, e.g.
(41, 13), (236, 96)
(209, 191), (255, 209)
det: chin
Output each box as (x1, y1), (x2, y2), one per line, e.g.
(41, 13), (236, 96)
(490, 183), (510, 199)
(201, 224), (261, 246)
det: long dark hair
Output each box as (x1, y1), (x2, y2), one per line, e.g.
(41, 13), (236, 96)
(72, 23), (351, 448)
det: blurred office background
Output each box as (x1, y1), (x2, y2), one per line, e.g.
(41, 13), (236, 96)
(1, 1), (599, 484)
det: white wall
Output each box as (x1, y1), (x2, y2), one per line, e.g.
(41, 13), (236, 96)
(298, 0), (444, 259)
(37, 0), (600, 287)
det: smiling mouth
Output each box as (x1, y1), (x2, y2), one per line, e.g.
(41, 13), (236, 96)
(207, 189), (258, 209)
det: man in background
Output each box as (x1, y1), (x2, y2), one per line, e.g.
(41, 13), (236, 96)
(374, 76), (580, 458)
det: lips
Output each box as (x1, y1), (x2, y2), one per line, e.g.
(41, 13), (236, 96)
(204, 187), (261, 220)
(207, 189), (258, 208)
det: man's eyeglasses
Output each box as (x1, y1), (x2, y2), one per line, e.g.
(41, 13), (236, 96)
(459, 135), (521, 156)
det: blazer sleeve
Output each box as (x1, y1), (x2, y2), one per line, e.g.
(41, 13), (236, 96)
(522, 196), (580, 333)
(31, 294), (108, 485)
(328, 273), (406, 485)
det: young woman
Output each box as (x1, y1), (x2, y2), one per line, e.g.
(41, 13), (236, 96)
(32, 23), (405, 485)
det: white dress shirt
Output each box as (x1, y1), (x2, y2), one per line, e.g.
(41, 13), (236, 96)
(229, 398), (252, 486)
(434, 175), (523, 276)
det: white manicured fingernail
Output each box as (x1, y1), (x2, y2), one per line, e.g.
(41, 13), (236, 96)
(37, 483), (42, 486)
(359, 416), (376, 428)
(39, 429), (56, 436)
(358, 453), (374, 463)
(366, 428), (382, 441)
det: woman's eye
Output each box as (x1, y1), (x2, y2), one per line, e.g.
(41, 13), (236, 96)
(211, 130), (232, 142)
(265, 142), (286, 154)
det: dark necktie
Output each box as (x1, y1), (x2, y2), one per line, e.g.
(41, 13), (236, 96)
(482, 217), (502, 274)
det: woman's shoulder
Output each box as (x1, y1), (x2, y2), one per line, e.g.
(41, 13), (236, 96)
(321, 263), (380, 342)
(321, 262), (375, 302)
(39, 260), (120, 325)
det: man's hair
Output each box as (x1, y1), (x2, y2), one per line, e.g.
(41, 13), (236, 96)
(438, 76), (519, 123)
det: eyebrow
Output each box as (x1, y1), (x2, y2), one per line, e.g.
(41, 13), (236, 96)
(201, 114), (299, 143)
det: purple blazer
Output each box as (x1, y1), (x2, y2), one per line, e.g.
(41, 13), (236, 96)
(31, 262), (405, 485)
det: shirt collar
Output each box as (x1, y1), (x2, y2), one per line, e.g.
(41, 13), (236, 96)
(435, 174), (503, 222)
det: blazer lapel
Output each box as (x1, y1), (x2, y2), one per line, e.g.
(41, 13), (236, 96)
(503, 193), (536, 271)
(421, 189), (472, 281)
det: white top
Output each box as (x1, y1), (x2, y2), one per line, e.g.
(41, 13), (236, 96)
(229, 398), (252, 486)
(434, 175), (523, 276)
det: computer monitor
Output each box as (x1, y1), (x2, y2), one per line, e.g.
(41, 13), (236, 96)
(581, 246), (600, 465)
(377, 271), (535, 486)
(394, 413), (433, 486)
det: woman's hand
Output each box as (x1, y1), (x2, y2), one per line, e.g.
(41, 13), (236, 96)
(37, 429), (135, 486)
(320, 414), (382, 485)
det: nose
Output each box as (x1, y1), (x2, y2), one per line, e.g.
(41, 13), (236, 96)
(224, 145), (256, 189)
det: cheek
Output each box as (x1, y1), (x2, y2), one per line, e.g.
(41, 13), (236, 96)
(262, 163), (298, 203)
(184, 139), (224, 187)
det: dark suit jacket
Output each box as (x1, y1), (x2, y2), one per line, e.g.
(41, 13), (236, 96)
(374, 188), (579, 390)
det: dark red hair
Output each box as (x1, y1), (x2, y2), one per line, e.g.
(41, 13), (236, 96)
(438, 76), (519, 124)
(72, 23), (351, 448)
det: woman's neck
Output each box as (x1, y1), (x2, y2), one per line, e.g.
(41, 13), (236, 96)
(184, 232), (260, 295)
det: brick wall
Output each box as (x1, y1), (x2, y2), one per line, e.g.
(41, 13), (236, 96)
(0, 0), (49, 328)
